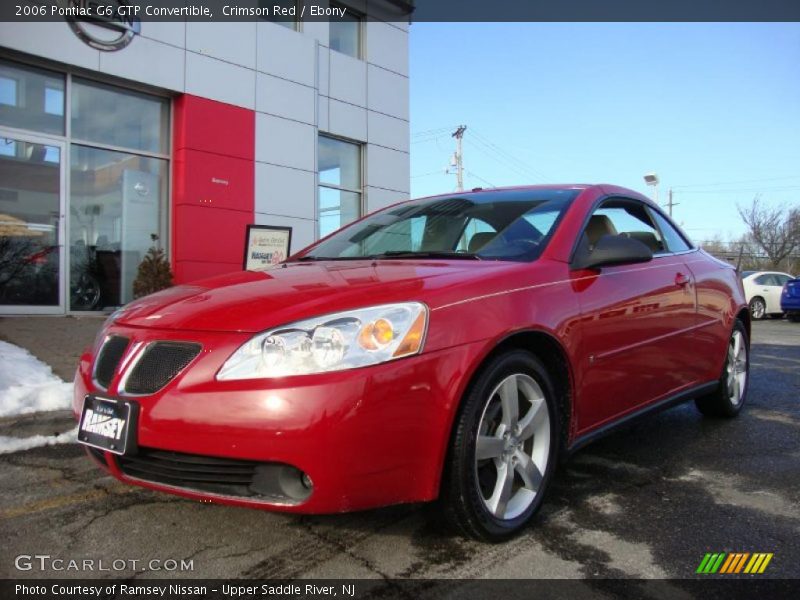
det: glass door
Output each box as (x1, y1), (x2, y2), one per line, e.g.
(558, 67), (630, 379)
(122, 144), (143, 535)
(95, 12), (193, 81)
(0, 130), (65, 313)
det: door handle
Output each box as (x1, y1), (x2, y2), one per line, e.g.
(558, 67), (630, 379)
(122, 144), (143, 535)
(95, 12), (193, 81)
(675, 273), (690, 287)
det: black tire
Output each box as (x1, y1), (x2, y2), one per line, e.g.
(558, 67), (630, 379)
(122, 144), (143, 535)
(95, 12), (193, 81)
(788, 314), (800, 323)
(440, 350), (560, 542)
(695, 319), (750, 418)
(749, 297), (766, 320)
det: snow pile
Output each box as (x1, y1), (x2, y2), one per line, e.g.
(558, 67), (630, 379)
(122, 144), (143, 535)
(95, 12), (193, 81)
(0, 340), (77, 454)
(0, 340), (74, 417)
(0, 426), (77, 455)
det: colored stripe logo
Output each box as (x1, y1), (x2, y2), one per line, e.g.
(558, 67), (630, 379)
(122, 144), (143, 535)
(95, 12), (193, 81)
(696, 552), (773, 574)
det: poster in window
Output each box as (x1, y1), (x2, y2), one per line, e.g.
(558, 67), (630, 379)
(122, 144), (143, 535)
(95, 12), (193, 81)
(243, 225), (292, 270)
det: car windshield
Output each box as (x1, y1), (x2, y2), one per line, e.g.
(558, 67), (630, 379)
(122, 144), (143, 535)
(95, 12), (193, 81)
(297, 189), (579, 262)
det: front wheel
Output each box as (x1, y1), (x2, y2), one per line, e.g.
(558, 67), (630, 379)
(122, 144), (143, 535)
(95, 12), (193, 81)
(695, 319), (750, 418)
(440, 351), (559, 542)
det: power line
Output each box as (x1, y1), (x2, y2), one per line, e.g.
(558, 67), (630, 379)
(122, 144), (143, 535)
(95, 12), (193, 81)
(465, 170), (497, 188)
(671, 175), (800, 189)
(470, 129), (552, 183)
(674, 186), (800, 195)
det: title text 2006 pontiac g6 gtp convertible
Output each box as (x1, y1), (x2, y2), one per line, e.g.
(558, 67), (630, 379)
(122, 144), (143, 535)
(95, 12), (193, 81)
(74, 184), (749, 541)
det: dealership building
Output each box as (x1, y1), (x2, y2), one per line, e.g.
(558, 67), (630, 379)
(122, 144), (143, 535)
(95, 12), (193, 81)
(0, 2), (410, 314)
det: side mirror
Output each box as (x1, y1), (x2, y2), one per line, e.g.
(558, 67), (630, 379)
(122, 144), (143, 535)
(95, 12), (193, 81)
(572, 234), (653, 270)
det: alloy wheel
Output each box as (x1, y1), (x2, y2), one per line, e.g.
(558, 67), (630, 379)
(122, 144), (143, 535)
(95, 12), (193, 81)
(726, 329), (748, 406)
(750, 298), (765, 320)
(474, 373), (550, 521)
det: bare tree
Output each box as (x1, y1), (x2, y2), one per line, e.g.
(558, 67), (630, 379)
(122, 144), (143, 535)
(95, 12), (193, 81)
(737, 196), (800, 269)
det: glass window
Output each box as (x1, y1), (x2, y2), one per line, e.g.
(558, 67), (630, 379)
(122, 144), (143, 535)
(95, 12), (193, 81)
(0, 60), (65, 135)
(318, 136), (362, 238)
(0, 138), (62, 307)
(303, 190), (578, 262)
(590, 201), (666, 254)
(651, 209), (692, 253)
(753, 274), (776, 286)
(71, 78), (169, 154)
(775, 274), (792, 286)
(329, 3), (363, 59)
(69, 145), (168, 310)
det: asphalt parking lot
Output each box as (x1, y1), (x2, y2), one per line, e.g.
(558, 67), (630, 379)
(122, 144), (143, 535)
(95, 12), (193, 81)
(1, 319), (798, 584)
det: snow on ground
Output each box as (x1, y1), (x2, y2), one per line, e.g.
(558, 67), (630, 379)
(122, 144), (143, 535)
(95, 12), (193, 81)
(0, 340), (76, 454)
(0, 426), (77, 455)
(0, 340), (74, 417)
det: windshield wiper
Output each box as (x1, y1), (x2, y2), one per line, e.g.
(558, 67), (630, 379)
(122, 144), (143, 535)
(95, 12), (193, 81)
(371, 251), (481, 261)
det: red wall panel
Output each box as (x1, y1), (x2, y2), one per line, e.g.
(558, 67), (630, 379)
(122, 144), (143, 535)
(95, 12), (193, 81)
(172, 95), (255, 284)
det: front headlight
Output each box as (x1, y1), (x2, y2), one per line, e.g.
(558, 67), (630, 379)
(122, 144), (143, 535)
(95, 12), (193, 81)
(217, 302), (428, 380)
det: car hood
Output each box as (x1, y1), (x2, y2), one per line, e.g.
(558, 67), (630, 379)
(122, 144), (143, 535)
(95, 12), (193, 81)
(114, 260), (489, 333)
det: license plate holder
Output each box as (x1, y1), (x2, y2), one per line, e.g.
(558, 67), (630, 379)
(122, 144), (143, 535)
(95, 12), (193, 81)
(78, 395), (138, 455)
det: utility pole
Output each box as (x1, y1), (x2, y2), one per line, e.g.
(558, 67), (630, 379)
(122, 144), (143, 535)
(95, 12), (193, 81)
(666, 187), (679, 217)
(451, 125), (467, 191)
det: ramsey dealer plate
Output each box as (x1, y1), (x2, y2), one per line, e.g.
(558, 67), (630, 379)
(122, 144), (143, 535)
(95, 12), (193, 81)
(78, 396), (137, 455)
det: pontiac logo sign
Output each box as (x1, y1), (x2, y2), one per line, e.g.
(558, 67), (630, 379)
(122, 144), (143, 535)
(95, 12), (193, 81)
(64, 0), (141, 52)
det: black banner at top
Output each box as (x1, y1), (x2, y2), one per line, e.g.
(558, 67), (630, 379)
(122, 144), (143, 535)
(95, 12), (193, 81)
(1, 0), (800, 23)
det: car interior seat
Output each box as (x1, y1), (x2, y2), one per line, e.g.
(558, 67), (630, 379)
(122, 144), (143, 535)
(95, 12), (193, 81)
(468, 232), (496, 253)
(622, 231), (664, 253)
(584, 215), (618, 248)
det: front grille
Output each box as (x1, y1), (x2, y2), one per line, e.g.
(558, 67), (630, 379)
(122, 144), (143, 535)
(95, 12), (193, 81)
(94, 336), (129, 389)
(124, 342), (201, 395)
(118, 448), (258, 497)
(116, 447), (312, 503)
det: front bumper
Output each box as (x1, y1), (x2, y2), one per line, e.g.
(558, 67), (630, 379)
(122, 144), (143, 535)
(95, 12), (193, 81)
(74, 324), (485, 513)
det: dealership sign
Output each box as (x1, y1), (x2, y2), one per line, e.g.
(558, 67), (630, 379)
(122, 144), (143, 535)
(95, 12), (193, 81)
(64, 0), (140, 51)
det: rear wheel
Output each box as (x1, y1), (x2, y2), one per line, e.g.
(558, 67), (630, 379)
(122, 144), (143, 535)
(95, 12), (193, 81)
(749, 297), (766, 320)
(441, 351), (559, 542)
(695, 320), (749, 417)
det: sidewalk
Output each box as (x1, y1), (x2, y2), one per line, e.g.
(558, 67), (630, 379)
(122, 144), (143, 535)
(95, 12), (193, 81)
(0, 316), (105, 381)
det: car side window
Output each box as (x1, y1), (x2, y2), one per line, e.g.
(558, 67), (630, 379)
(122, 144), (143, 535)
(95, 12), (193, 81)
(650, 210), (692, 253)
(586, 199), (666, 254)
(754, 274), (777, 286)
(775, 274), (791, 286)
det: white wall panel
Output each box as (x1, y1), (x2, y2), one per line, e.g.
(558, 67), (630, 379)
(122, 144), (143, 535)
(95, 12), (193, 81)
(318, 96), (330, 132)
(138, 22), (186, 48)
(187, 22), (257, 70)
(0, 22), (100, 71)
(256, 22), (316, 87)
(328, 99), (367, 141)
(366, 186), (409, 213)
(256, 73), (316, 125)
(366, 21), (408, 76)
(255, 163), (316, 220)
(329, 51), (367, 107)
(367, 65), (408, 120)
(256, 113), (316, 171)
(367, 144), (410, 193)
(368, 111), (409, 152)
(99, 36), (185, 92)
(302, 21), (329, 47)
(317, 46), (330, 97)
(185, 52), (256, 109)
(254, 212), (316, 253)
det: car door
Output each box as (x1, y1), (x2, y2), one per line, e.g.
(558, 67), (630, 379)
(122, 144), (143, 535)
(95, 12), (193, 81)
(572, 198), (699, 434)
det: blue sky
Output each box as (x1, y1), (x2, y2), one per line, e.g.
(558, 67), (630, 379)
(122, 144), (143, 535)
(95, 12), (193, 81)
(409, 23), (800, 243)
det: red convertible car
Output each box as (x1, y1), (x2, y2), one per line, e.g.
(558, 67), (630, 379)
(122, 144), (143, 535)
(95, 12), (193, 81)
(74, 184), (750, 541)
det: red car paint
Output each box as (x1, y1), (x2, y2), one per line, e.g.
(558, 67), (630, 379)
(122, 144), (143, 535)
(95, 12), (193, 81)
(74, 184), (747, 513)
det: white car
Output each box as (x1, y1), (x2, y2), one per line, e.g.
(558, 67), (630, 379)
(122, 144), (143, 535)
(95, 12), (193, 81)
(741, 271), (795, 320)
